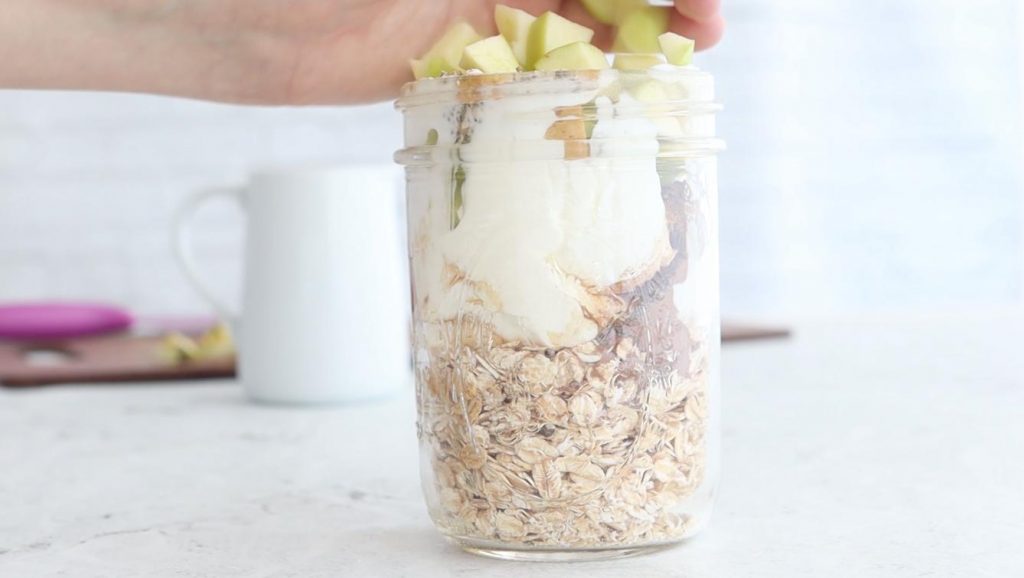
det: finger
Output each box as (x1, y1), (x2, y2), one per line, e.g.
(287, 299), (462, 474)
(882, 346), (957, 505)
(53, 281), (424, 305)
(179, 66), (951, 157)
(674, 0), (721, 23)
(669, 11), (724, 50)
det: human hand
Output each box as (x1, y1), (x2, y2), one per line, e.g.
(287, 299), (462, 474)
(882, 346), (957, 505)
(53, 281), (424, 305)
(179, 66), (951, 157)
(1, 0), (722, 105)
(230, 0), (724, 103)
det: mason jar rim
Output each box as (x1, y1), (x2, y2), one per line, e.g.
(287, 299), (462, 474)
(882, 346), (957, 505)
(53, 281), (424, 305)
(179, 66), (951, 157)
(394, 67), (724, 166)
(395, 67), (718, 109)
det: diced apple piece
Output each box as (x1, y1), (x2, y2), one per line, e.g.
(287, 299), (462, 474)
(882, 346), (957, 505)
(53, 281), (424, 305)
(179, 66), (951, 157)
(580, 0), (617, 24)
(410, 21), (482, 78)
(658, 32), (695, 66)
(612, 8), (669, 53)
(410, 56), (454, 80)
(628, 80), (682, 136)
(534, 41), (609, 72)
(666, 82), (689, 100)
(461, 35), (520, 73)
(197, 323), (234, 358)
(495, 5), (536, 66)
(526, 12), (595, 69)
(581, 0), (647, 24)
(629, 79), (669, 102)
(410, 58), (428, 80)
(615, 0), (649, 20)
(160, 333), (200, 363)
(431, 21), (483, 67)
(613, 53), (665, 70)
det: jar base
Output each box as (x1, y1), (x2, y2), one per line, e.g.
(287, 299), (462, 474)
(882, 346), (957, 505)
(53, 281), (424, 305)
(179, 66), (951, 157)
(453, 538), (680, 562)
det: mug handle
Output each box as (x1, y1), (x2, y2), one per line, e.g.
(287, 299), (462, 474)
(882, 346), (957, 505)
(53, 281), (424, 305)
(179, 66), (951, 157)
(171, 186), (244, 324)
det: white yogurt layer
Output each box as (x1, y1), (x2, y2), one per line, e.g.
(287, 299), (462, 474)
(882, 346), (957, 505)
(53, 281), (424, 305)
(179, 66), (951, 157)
(408, 77), (677, 348)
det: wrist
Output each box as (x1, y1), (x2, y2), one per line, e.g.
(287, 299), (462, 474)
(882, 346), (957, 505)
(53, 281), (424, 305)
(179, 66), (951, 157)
(0, 0), (284, 102)
(1, 1), (126, 91)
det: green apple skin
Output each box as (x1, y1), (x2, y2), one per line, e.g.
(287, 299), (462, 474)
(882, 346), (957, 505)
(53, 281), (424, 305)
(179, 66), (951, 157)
(613, 8), (669, 53)
(658, 32), (695, 66)
(612, 53), (665, 70)
(534, 41), (610, 72)
(629, 79), (669, 102)
(526, 12), (595, 69)
(581, 0), (648, 24)
(411, 21), (482, 78)
(495, 5), (537, 66)
(580, 0), (616, 24)
(461, 35), (521, 73)
(410, 56), (457, 79)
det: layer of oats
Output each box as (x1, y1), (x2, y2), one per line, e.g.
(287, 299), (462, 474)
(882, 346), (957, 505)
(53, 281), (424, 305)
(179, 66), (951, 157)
(415, 296), (709, 547)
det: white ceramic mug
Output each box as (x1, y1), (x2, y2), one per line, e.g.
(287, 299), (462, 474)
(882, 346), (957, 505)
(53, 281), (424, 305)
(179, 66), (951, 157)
(172, 166), (410, 404)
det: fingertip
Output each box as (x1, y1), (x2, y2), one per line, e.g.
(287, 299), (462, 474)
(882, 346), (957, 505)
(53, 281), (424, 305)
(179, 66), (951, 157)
(698, 14), (725, 49)
(675, 0), (721, 24)
(670, 12), (724, 50)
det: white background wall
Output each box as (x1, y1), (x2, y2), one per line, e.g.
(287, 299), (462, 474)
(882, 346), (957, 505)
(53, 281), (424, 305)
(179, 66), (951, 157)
(0, 0), (1021, 320)
(0, 97), (402, 317)
(702, 0), (1023, 317)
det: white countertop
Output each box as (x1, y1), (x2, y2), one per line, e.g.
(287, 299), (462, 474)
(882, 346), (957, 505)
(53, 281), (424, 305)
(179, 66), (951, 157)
(2, 313), (1022, 577)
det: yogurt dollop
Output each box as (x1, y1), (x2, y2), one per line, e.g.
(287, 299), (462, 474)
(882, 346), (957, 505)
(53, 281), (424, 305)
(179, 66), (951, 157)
(410, 79), (672, 348)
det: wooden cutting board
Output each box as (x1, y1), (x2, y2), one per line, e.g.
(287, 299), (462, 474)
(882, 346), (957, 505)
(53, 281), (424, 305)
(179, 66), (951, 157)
(0, 322), (787, 388)
(0, 334), (235, 388)
(721, 322), (791, 342)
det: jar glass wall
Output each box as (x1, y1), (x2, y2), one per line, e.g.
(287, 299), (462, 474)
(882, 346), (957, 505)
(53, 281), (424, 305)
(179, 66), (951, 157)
(396, 69), (723, 561)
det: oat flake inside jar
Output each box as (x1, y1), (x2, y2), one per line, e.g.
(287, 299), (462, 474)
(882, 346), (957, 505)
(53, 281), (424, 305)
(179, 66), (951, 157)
(395, 67), (723, 561)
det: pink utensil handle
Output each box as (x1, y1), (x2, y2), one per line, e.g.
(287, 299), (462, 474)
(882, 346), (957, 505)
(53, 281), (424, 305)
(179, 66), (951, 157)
(0, 303), (133, 340)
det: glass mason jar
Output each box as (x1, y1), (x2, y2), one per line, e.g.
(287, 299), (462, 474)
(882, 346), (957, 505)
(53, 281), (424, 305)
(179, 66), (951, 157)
(395, 67), (723, 561)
